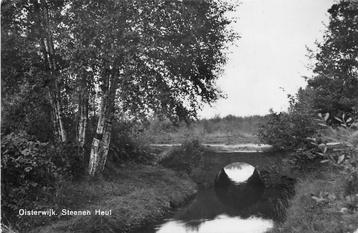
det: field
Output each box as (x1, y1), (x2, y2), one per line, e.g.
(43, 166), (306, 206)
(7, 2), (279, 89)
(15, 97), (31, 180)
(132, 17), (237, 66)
(144, 115), (266, 144)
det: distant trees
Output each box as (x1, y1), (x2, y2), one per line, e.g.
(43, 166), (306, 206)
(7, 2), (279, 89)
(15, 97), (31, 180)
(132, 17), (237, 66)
(1, 0), (237, 176)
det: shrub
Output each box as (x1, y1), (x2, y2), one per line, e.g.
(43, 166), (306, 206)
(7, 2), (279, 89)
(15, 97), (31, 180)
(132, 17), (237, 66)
(108, 121), (153, 164)
(48, 141), (86, 179)
(159, 139), (204, 174)
(316, 116), (358, 207)
(0, 131), (86, 230)
(258, 110), (317, 151)
(1, 132), (62, 229)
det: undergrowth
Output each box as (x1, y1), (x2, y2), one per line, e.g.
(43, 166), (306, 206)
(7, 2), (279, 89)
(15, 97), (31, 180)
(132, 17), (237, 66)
(159, 139), (205, 174)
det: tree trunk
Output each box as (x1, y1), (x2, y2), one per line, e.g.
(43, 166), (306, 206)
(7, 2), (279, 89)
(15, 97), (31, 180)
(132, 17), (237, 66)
(49, 90), (67, 143)
(77, 75), (88, 153)
(34, 0), (67, 143)
(88, 75), (117, 176)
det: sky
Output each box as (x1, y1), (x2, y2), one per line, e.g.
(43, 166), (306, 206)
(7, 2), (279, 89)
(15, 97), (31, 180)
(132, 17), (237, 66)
(199, 0), (336, 118)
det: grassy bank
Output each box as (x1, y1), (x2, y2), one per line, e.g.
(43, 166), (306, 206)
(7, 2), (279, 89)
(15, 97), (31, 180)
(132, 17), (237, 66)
(270, 167), (358, 233)
(29, 164), (197, 233)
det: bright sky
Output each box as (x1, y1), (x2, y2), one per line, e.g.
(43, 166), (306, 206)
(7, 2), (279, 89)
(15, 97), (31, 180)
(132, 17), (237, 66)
(199, 0), (335, 118)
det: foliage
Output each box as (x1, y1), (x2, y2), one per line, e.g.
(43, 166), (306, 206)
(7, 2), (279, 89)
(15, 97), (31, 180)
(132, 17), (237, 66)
(306, 0), (358, 120)
(48, 142), (86, 179)
(145, 115), (265, 144)
(258, 109), (317, 151)
(1, 132), (61, 229)
(108, 121), (153, 164)
(62, 0), (239, 123)
(0, 131), (89, 230)
(313, 114), (358, 201)
(1, 0), (238, 176)
(160, 139), (205, 174)
(259, 0), (358, 153)
(270, 171), (358, 233)
(27, 164), (197, 233)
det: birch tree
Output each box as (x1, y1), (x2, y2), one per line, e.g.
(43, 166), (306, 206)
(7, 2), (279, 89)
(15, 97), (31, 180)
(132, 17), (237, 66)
(2, 0), (70, 142)
(70, 0), (238, 176)
(2, 0), (237, 176)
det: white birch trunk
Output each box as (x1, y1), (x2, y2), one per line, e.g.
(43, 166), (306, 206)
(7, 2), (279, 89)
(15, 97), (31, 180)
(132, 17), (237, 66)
(88, 76), (117, 176)
(77, 78), (88, 150)
(35, 1), (67, 143)
(48, 90), (67, 143)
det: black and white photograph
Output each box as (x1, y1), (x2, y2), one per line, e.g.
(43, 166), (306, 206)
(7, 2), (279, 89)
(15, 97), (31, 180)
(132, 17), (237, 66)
(1, 0), (358, 232)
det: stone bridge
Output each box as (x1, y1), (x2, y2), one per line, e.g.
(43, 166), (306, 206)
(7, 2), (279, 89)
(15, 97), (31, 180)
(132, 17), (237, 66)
(197, 149), (286, 186)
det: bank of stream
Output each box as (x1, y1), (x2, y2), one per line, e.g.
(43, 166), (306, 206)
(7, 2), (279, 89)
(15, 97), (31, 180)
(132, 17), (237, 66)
(31, 144), (295, 233)
(135, 147), (296, 233)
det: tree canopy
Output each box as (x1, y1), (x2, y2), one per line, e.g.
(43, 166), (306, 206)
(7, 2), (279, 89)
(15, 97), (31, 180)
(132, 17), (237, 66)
(307, 0), (358, 119)
(1, 0), (238, 175)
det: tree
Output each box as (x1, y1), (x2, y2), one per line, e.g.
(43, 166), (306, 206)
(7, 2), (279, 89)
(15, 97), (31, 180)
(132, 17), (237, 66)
(68, 0), (238, 176)
(2, 0), (237, 176)
(258, 0), (358, 151)
(1, 0), (72, 142)
(307, 0), (358, 120)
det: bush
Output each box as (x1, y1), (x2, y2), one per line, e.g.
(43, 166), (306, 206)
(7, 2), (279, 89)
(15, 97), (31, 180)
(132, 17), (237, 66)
(258, 110), (317, 151)
(159, 139), (204, 174)
(49, 141), (86, 179)
(1, 132), (62, 229)
(108, 121), (153, 164)
(0, 131), (84, 230)
(316, 117), (358, 207)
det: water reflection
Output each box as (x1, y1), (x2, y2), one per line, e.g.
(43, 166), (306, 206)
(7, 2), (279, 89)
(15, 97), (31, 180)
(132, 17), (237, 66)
(215, 162), (265, 210)
(223, 162), (255, 184)
(156, 215), (273, 233)
(136, 161), (293, 233)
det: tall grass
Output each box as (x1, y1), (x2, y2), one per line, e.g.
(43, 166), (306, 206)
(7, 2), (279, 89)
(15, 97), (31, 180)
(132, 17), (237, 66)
(144, 115), (266, 144)
(271, 119), (358, 233)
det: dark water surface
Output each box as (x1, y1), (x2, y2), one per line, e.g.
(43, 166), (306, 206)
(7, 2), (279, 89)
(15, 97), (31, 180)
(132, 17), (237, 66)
(136, 151), (292, 233)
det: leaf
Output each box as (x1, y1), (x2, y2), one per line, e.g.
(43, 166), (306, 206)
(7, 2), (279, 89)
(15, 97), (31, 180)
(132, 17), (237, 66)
(324, 113), (330, 121)
(334, 117), (343, 122)
(323, 146), (327, 153)
(320, 159), (330, 163)
(337, 154), (345, 164)
(318, 143), (326, 149)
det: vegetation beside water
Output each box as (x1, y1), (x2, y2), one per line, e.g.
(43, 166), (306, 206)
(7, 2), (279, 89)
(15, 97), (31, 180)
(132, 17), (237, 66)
(271, 169), (358, 233)
(260, 1), (358, 231)
(2, 0), (358, 232)
(31, 164), (197, 233)
(1, 0), (237, 231)
(144, 115), (265, 144)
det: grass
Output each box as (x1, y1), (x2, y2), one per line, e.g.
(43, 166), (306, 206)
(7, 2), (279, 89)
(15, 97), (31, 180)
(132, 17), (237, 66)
(144, 115), (265, 145)
(149, 131), (259, 145)
(270, 167), (358, 233)
(28, 164), (197, 233)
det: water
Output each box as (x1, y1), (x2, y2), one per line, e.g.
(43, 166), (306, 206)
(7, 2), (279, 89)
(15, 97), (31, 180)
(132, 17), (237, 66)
(224, 162), (255, 184)
(137, 186), (274, 233)
(155, 215), (273, 233)
(135, 150), (294, 233)
(136, 156), (290, 233)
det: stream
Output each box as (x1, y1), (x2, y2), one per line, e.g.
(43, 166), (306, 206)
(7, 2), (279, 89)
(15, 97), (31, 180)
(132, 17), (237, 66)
(136, 147), (294, 233)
